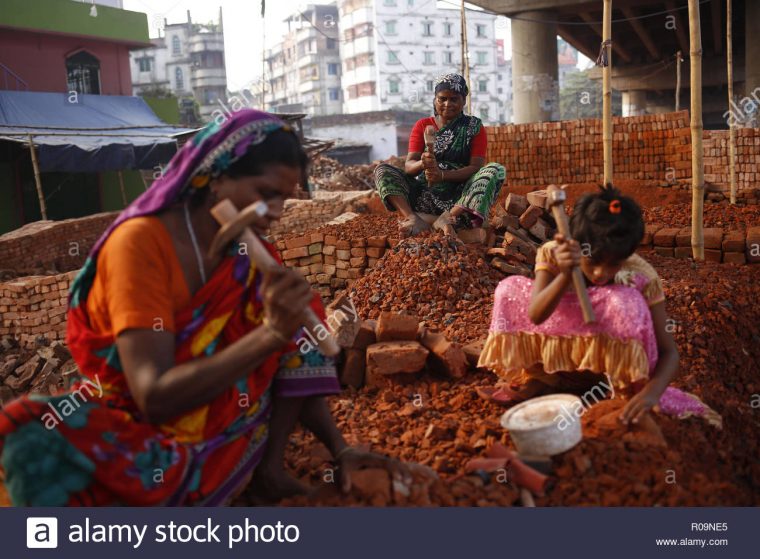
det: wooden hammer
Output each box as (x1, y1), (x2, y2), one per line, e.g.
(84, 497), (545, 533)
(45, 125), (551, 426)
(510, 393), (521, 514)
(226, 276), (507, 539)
(546, 185), (596, 324)
(424, 125), (437, 187)
(209, 198), (341, 356)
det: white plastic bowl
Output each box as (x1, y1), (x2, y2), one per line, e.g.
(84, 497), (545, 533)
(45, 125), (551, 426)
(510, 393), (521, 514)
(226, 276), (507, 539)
(500, 394), (583, 456)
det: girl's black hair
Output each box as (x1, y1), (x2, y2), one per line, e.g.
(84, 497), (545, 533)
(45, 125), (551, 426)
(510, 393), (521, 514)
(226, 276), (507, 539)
(569, 184), (644, 263)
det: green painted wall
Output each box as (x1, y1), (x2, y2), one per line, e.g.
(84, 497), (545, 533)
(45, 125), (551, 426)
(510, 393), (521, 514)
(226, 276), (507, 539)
(0, 0), (149, 45)
(101, 171), (145, 212)
(143, 96), (181, 126)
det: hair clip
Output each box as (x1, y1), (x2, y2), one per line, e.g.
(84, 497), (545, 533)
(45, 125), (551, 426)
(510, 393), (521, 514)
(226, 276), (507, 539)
(609, 199), (622, 214)
(191, 174), (210, 189)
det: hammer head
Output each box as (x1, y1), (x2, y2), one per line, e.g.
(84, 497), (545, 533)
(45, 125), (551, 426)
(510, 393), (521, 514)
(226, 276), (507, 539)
(546, 184), (567, 207)
(208, 200), (269, 258)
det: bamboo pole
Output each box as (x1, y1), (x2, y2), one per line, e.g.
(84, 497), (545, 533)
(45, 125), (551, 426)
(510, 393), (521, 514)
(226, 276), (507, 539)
(27, 134), (48, 221)
(688, 0), (704, 260)
(117, 170), (128, 207)
(675, 50), (683, 111)
(602, 0), (613, 185)
(461, 0), (472, 115)
(727, 0), (737, 205)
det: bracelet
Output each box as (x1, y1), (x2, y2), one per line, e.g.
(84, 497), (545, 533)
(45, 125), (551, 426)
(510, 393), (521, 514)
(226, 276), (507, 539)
(262, 317), (291, 345)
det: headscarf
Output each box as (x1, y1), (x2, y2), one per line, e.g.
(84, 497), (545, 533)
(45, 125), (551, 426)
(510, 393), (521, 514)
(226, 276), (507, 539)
(434, 73), (469, 97)
(69, 109), (293, 305)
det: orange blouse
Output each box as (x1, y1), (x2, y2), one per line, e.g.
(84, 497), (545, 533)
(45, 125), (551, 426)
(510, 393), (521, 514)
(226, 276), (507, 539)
(86, 216), (191, 337)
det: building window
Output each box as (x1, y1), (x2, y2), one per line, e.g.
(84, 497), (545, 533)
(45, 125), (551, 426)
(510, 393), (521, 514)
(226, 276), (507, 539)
(497, 74), (502, 81)
(498, 87), (503, 94)
(66, 51), (101, 94)
(387, 51), (399, 64)
(328, 63), (339, 75)
(172, 35), (181, 55)
(389, 80), (400, 94)
(407, 0), (414, 5)
(476, 51), (487, 65)
(329, 88), (340, 101)
(424, 51), (434, 64)
(383, 0), (396, 5)
(444, 51), (453, 64)
(426, 80), (434, 92)
(422, 21), (433, 36)
(175, 67), (184, 90)
(385, 21), (397, 34)
(326, 38), (336, 49)
(137, 57), (153, 72)
(444, 22), (452, 36)
(476, 24), (487, 38)
(478, 80), (488, 92)
(480, 106), (490, 120)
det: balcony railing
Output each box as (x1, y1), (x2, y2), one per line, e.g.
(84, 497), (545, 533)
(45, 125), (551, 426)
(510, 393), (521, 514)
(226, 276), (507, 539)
(0, 63), (28, 91)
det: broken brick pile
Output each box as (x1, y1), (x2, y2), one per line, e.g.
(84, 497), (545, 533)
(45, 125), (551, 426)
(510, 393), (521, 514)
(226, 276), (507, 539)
(0, 337), (76, 405)
(0, 211), (117, 278)
(329, 306), (470, 391)
(267, 191), (376, 239)
(308, 155), (376, 191)
(485, 189), (559, 276)
(487, 111), (760, 201)
(347, 232), (503, 344)
(273, 250), (760, 507)
(642, 225), (760, 264)
(275, 214), (400, 299)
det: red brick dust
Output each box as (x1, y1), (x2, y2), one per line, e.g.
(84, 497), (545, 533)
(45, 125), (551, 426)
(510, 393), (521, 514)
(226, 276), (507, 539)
(345, 232), (504, 344)
(643, 203), (760, 232)
(273, 242), (760, 507)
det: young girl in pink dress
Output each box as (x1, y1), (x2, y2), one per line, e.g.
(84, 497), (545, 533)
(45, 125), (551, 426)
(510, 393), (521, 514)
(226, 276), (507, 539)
(478, 185), (720, 427)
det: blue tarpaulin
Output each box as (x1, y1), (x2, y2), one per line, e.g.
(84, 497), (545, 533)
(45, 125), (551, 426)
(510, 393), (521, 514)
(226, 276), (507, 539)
(0, 90), (195, 172)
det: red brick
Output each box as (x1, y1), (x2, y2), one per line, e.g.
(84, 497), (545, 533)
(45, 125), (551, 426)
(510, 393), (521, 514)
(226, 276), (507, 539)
(419, 329), (467, 379)
(309, 231), (325, 244)
(723, 251), (746, 265)
(336, 249), (351, 260)
(704, 249), (722, 263)
(528, 218), (553, 242)
(366, 247), (385, 258)
(339, 348), (366, 388)
(703, 228), (723, 250)
(457, 228), (487, 244)
(675, 227), (691, 247)
(336, 240), (351, 250)
(350, 247), (366, 257)
(308, 243), (323, 255)
(350, 256), (367, 267)
(367, 236), (388, 248)
(351, 238), (367, 248)
(674, 246), (692, 259)
(376, 312), (420, 342)
(463, 339), (486, 368)
(324, 235), (338, 246)
(366, 341), (429, 376)
(654, 247), (674, 257)
(722, 231), (745, 252)
(284, 235), (310, 250)
(518, 205), (545, 229)
(505, 193), (529, 216)
(323, 245), (336, 256)
(351, 320), (377, 350)
(653, 228), (680, 247)
(526, 190), (548, 209)
(282, 246), (309, 260)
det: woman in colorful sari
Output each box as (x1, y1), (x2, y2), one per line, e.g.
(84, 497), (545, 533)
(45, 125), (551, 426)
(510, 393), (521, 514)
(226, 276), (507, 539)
(0, 109), (408, 506)
(374, 73), (506, 237)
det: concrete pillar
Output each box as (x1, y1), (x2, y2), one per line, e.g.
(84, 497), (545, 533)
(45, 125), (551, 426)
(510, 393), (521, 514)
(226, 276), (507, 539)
(622, 90), (647, 116)
(511, 11), (559, 123)
(746, 0), (760, 100)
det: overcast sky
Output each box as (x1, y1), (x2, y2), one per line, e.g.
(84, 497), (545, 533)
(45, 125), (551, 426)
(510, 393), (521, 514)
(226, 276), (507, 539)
(122, 0), (511, 90)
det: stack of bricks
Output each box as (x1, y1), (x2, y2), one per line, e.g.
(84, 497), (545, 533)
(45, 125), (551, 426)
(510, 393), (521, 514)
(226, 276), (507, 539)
(486, 112), (692, 186)
(642, 224), (760, 264)
(703, 128), (760, 201)
(275, 224), (392, 300)
(267, 191), (375, 239)
(0, 212), (117, 275)
(0, 271), (78, 348)
(486, 190), (557, 276)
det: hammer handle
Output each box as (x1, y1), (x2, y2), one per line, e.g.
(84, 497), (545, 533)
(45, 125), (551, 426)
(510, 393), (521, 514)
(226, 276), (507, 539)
(549, 204), (596, 324)
(211, 200), (340, 356)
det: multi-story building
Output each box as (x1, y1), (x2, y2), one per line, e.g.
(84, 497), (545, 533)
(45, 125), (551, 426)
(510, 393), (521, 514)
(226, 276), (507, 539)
(339, 0), (502, 123)
(130, 9), (227, 123)
(264, 4), (342, 116)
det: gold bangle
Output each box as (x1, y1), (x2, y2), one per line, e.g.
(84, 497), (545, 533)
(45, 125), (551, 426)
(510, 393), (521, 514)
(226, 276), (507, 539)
(262, 317), (291, 345)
